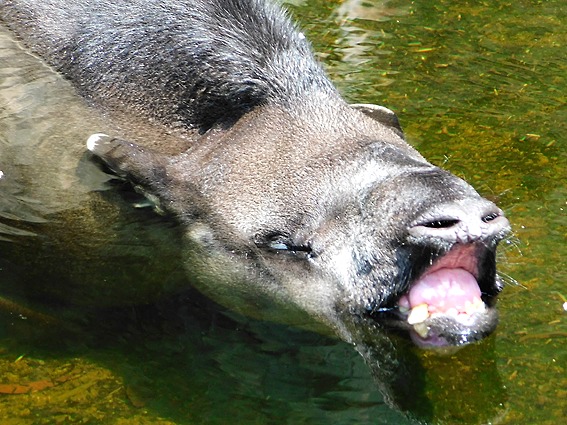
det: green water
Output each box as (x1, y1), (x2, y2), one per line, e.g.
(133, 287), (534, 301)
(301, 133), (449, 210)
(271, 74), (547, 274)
(300, 0), (566, 423)
(0, 0), (565, 424)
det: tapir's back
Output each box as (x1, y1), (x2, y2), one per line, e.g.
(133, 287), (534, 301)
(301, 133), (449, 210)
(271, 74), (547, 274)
(0, 0), (338, 131)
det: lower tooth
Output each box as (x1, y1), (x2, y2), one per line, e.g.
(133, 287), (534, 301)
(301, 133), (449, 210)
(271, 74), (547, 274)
(465, 297), (486, 315)
(407, 303), (429, 325)
(413, 322), (430, 338)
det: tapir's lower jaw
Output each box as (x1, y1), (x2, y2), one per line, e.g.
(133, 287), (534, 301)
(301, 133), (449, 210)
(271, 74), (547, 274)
(406, 307), (499, 348)
(377, 301), (499, 348)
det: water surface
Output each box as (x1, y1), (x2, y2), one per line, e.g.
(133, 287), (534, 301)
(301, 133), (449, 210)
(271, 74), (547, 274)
(1, 0), (565, 424)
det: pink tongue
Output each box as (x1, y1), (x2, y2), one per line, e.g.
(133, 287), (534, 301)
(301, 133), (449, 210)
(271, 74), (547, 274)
(408, 268), (481, 313)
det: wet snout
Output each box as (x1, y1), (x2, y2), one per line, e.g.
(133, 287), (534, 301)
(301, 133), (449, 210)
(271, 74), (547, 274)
(408, 198), (510, 244)
(398, 198), (510, 346)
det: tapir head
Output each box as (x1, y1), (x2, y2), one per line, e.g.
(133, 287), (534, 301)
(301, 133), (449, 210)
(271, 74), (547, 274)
(87, 101), (510, 348)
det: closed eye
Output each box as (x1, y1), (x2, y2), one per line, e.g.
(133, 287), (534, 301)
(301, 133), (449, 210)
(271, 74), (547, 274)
(268, 240), (290, 250)
(272, 242), (312, 253)
(255, 232), (313, 256)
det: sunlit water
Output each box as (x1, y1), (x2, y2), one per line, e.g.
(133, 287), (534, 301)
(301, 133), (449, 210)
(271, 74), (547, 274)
(1, 0), (565, 424)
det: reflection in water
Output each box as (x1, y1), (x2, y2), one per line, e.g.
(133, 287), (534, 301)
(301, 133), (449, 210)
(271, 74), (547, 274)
(343, 314), (507, 424)
(334, 0), (408, 69)
(0, 286), (506, 424)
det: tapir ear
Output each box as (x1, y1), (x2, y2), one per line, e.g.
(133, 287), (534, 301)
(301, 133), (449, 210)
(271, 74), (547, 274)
(86, 133), (169, 187)
(350, 103), (404, 137)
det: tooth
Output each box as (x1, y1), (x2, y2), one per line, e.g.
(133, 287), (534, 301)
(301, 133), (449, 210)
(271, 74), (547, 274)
(407, 303), (429, 325)
(446, 308), (459, 317)
(413, 322), (430, 338)
(465, 297), (486, 315)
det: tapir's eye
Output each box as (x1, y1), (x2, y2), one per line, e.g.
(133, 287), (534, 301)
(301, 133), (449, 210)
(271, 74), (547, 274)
(254, 231), (313, 257)
(268, 238), (291, 251)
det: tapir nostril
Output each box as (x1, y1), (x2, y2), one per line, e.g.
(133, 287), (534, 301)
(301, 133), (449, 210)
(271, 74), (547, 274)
(409, 200), (510, 244)
(481, 212), (500, 223)
(421, 219), (460, 229)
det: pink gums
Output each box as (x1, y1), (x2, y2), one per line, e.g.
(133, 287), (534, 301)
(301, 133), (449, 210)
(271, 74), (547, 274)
(399, 245), (482, 314)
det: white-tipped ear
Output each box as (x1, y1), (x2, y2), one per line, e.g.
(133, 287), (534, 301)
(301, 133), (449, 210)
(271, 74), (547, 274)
(85, 134), (169, 190)
(86, 133), (110, 152)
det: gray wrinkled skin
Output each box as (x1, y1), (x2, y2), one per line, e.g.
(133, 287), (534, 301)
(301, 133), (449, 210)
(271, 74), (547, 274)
(0, 0), (510, 346)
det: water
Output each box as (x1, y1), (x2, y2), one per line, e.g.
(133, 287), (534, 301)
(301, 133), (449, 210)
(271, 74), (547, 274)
(1, 0), (565, 424)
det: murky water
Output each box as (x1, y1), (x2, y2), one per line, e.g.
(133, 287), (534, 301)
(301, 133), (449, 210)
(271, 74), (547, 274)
(1, 0), (565, 424)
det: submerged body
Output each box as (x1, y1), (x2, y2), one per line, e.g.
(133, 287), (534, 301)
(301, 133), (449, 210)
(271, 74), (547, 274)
(0, 0), (510, 347)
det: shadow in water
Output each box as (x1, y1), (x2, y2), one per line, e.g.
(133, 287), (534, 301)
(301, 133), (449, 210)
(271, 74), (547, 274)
(343, 315), (508, 424)
(1, 287), (507, 425)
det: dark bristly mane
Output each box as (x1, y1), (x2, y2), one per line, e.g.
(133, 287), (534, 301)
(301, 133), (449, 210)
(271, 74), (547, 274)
(1, 0), (338, 131)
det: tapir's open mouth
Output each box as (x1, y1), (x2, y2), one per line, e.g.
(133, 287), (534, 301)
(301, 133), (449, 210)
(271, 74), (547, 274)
(386, 243), (500, 347)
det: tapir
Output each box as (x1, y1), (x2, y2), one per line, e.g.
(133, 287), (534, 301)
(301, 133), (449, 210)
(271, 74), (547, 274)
(0, 0), (510, 348)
